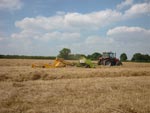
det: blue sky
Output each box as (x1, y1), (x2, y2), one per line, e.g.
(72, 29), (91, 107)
(0, 0), (150, 59)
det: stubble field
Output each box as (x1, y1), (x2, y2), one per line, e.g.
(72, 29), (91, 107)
(0, 59), (150, 113)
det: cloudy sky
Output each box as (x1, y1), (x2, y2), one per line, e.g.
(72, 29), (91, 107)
(0, 0), (150, 59)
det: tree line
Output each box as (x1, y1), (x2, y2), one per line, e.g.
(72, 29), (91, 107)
(120, 53), (150, 62)
(58, 48), (150, 62)
(0, 55), (55, 59)
(131, 53), (150, 62)
(0, 48), (150, 62)
(57, 48), (102, 60)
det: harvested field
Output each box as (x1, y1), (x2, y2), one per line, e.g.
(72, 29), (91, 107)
(0, 59), (150, 113)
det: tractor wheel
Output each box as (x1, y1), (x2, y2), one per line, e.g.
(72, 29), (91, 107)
(85, 64), (90, 68)
(105, 61), (112, 66)
(116, 61), (122, 66)
(98, 60), (101, 65)
(98, 60), (103, 65)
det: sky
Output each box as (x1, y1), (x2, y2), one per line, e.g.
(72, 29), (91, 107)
(0, 0), (150, 59)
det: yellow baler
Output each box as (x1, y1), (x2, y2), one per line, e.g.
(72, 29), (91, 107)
(32, 58), (74, 68)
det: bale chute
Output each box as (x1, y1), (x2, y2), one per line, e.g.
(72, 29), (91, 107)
(77, 57), (95, 68)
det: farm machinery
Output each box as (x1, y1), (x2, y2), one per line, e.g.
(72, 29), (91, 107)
(32, 58), (74, 68)
(32, 57), (95, 68)
(77, 57), (95, 68)
(98, 52), (122, 66)
(32, 52), (122, 68)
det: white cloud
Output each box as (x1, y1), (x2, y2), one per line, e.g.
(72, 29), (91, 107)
(85, 36), (113, 45)
(117, 0), (133, 10)
(107, 26), (150, 58)
(124, 3), (150, 18)
(15, 16), (64, 31)
(65, 10), (122, 30)
(107, 26), (150, 43)
(11, 30), (42, 39)
(15, 9), (122, 32)
(85, 36), (102, 44)
(14, 2), (150, 37)
(0, 0), (23, 10)
(7, 2), (150, 57)
(11, 9), (123, 55)
(40, 32), (81, 42)
(11, 30), (81, 43)
(107, 26), (150, 40)
(0, 37), (3, 41)
(12, 9), (122, 45)
(0, 35), (30, 55)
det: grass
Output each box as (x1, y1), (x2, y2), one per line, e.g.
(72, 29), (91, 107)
(0, 59), (150, 113)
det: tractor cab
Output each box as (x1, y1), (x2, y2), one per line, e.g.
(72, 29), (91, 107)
(102, 52), (116, 59)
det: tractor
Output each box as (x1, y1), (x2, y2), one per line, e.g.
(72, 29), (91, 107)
(98, 52), (122, 66)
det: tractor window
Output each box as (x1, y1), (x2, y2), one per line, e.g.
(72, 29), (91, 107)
(103, 52), (116, 58)
(110, 53), (115, 58)
(103, 53), (109, 58)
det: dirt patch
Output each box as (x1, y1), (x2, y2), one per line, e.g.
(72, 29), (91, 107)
(0, 74), (9, 81)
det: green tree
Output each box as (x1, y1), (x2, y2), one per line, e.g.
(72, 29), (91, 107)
(58, 48), (71, 59)
(143, 54), (150, 62)
(87, 52), (102, 60)
(131, 53), (150, 62)
(120, 53), (127, 61)
(131, 53), (142, 62)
